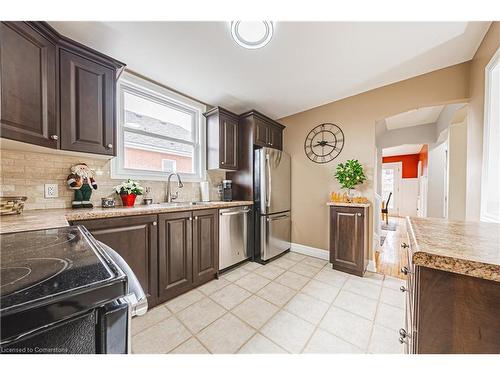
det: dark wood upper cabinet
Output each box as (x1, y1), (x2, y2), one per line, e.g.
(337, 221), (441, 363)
(192, 209), (219, 286)
(0, 21), (125, 155)
(239, 110), (284, 150)
(158, 211), (194, 303)
(59, 49), (115, 155)
(329, 205), (369, 277)
(204, 107), (239, 170)
(71, 215), (159, 308)
(0, 22), (58, 148)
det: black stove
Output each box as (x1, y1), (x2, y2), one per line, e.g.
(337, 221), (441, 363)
(0, 226), (128, 353)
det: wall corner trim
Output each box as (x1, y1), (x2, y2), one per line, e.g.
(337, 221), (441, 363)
(290, 242), (329, 260)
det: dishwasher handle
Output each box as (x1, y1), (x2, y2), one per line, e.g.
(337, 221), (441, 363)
(220, 208), (251, 216)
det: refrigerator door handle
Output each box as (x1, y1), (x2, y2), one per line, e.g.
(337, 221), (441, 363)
(266, 154), (271, 208)
(266, 214), (290, 222)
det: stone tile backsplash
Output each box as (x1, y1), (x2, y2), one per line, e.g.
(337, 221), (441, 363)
(0, 149), (225, 210)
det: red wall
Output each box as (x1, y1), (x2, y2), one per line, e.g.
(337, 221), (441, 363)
(418, 145), (428, 177)
(382, 154), (420, 178)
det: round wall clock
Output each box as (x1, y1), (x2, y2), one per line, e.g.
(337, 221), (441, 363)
(304, 123), (345, 163)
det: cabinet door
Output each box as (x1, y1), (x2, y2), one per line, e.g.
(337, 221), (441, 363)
(73, 215), (158, 308)
(254, 119), (270, 147)
(59, 49), (115, 155)
(193, 209), (219, 286)
(269, 126), (283, 150)
(329, 206), (365, 276)
(0, 22), (58, 148)
(220, 114), (238, 169)
(158, 211), (193, 303)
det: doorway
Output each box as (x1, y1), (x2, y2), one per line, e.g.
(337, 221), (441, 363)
(381, 162), (401, 217)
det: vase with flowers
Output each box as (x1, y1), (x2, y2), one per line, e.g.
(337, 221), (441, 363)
(114, 179), (144, 207)
(334, 159), (366, 201)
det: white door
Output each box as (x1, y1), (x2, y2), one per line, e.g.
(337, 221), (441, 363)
(382, 162), (401, 217)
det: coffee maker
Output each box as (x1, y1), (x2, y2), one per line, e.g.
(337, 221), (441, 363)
(221, 180), (232, 202)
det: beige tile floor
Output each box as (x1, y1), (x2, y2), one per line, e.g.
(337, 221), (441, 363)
(132, 251), (406, 354)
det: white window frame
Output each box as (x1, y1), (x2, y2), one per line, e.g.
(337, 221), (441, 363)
(112, 71), (206, 182)
(480, 47), (500, 223)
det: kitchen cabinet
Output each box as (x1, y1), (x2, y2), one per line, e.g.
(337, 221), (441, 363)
(72, 215), (158, 308)
(240, 110), (284, 150)
(0, 21), (125, 156)
(328, 204), (369, 277)
(204, 107), (239, 170)
(158, 211), (194, 303)
(193, 209), (219, 286)
(401, 234), (500, 354)
(158, 209), (219, 302)
(0, 22), (58, 148)
(59, 49), (116, 155)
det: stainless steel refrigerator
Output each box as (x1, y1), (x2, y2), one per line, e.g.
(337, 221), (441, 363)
(254, 147), (291, 261)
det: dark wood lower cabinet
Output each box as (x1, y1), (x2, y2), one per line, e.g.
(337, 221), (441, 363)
(74, 209), (220, 308)
(158, 211), (194, 303)
(193, 209), (219, 286)
(72, 215), (158, 308)
(329, 204), (369, 276)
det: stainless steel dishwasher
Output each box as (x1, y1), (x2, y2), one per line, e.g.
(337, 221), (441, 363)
(219, 206), (251, 270)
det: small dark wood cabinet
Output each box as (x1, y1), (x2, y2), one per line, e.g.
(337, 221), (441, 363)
(158, 211), (194, 303)
(240, 110), (284, 150)
(193, 209), (219, 286)
(72, 215), (158, 308)
(204, 107), (239, 170)
(0, 22), (58, 148)
(59, 49), (116, 155)
(329, 204), (369, 277)
(0, 21), (124, 156)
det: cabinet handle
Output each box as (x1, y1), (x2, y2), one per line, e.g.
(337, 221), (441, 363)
(106, 143), (113, 149)
(188, 217), (193, 221)
(357, 213), (362, 217)
(50, 135), (58, 140)
(400, 286), (407, 293)
(221, 161), (225, 165)
(194, 216), (198, 220)
(401, 243), (409, 249)
(152, 221), (157, 226)
(400, 266), (411, 275)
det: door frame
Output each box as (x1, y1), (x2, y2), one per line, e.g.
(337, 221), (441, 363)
(381, 162), (402, 217)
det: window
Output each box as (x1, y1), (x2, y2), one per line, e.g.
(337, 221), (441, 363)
(112, 72), (206, 181)
(481, 48), (500, 222)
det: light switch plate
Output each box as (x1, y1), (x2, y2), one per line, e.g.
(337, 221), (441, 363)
(44, 184), (59, 198)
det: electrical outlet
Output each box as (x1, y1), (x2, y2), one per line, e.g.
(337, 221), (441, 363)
(44, 184), (59, 198)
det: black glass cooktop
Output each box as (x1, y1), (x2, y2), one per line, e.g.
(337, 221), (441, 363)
(0, 226), (115, 313)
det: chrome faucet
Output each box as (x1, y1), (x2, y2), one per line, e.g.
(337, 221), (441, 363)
(166, 173), (184, 202)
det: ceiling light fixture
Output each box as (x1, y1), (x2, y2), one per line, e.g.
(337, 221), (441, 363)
(230, 21), (274, 50)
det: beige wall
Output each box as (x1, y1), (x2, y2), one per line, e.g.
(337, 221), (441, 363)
(279, 62), (470, 256)
(447, 120), (468, 221)
(466, 22), (499, 221)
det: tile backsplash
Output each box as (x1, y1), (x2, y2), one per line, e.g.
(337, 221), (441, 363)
(0, 149), (225, 210)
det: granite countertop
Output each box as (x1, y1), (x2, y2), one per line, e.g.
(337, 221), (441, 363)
(326, 202), (370, 208)
(0, 201), (253, 235)
(406, 217), (500, 282)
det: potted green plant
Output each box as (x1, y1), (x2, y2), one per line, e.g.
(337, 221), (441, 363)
(114, 179), (144, 207)
(334, 159), (366, 200)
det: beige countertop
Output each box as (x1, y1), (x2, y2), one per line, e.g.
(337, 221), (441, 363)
(326, 202), (370, 208)
(0, 201), (253, 234)
(406, 217), (500, 282)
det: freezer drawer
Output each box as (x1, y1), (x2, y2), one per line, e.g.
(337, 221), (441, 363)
(219, 206), (251, 270)
(260, 212), (291, 261)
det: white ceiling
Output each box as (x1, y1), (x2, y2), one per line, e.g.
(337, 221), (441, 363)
(385, 105), (445, 130)
(49, 22), (490, 119)
(383, 144), (424, 157)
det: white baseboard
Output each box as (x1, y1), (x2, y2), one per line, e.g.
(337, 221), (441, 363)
(367, 260), (377, 273)
(291, 242), (378, 273)
(290, 243), (329, 260)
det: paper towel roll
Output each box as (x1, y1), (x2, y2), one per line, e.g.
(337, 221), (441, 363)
(200, 181), (210, 202)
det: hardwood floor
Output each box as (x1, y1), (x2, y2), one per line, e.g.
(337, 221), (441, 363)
(375, 216), (408, 280)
